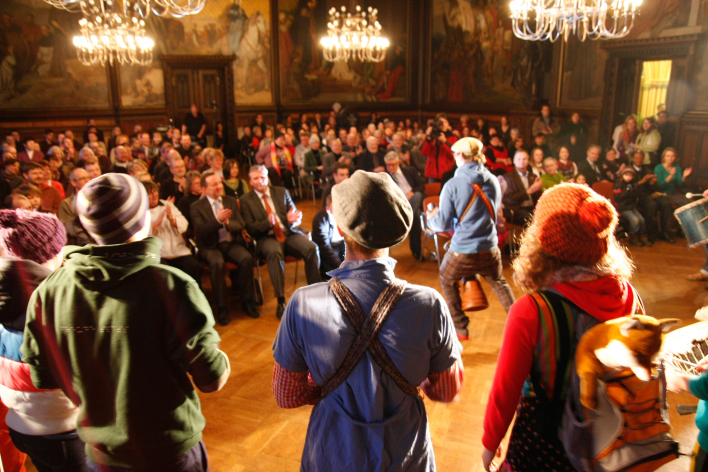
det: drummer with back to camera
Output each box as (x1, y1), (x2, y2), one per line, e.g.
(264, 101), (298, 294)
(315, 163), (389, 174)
(686, 189), (708, 286)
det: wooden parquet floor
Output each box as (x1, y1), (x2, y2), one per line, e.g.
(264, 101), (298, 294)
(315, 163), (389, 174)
(24, 197), (708, 472)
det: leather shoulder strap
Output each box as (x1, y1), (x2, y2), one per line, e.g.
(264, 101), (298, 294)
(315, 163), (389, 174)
(323, 277), (422, 398)
(456, 183), (496, 229)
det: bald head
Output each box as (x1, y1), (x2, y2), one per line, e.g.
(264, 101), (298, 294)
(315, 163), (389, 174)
(167, 149), (181, 165)
(366, 136), (378, 153)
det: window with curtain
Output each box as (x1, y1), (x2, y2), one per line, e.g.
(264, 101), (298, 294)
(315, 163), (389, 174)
(637, 60), (672, 119)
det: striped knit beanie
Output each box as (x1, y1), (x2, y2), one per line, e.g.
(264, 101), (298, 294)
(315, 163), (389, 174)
(0, 209), (66, 264)
(533, 183), (618, 266)
(76, 173), (148, 246)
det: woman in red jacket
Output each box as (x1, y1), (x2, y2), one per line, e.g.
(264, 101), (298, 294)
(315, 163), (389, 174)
(482, 183), (639, 471)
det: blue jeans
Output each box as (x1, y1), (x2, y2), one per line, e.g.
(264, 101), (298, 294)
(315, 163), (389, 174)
(9, 428), (88, 472)
(85, 440), (210, 472)
(620, 209), (645, 235)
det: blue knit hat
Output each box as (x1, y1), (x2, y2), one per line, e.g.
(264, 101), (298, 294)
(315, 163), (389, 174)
(76, 173), (148, 245)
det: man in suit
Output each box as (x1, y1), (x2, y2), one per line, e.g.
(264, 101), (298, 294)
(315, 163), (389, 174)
(502, 150), (543, 226)
(385, 151), (426, 260)
(321, 138), (353, 178)
(311, 194), (345, 279)
(111, 146), (131, 174)
(191, 171), (259, 325)
(577, 144), (602, 185)
(356, 136), (386, 173)
(17, 138), (44, 163)
(159, 157), (186, 204)
(321, 162), (350, 209)
(240, 165), (321, 319)
(39, 129), (57, 154)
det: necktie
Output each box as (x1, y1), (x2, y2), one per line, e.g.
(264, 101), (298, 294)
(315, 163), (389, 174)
(214, 199), (231, 242)
(263, 194), (286, 243)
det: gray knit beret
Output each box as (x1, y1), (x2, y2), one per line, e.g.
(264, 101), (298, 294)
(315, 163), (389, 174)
(332, 171), (413, 249)
(76, 173), (149, 245)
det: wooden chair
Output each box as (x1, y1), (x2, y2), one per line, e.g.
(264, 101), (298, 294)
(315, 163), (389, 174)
(425, 182), (441, 197)
(187, 230), (263, 305)
(592, 181), (615, 204)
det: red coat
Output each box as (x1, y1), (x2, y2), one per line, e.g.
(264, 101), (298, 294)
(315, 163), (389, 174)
(421, 140), (454, 180)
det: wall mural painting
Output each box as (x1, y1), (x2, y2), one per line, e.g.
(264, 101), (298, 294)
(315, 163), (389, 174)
(148, 0), (273, 105)
(120, 63), (165, 108)
(624, 0), (693, 40)
(277, 0), (408, 103)
(430, 0), (525, 106)
(0, 0), (110, 110)
(559, 37), (607, 109)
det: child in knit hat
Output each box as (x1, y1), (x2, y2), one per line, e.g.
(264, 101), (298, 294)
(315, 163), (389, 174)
(21, 173), (229, 472)
(0, 209), (86, 471)
(614, 167), (652, 247)
(482, 183), (640, 471)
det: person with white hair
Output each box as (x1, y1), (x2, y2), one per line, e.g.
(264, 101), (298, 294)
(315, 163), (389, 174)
(356, 136), (386, 173)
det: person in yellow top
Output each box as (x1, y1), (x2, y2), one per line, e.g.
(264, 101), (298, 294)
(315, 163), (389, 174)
(539, 157), (567, 190)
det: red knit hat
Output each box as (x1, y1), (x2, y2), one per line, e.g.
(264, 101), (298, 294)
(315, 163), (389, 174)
(533, 183), (618, 266)
(0, 209), (66, 264)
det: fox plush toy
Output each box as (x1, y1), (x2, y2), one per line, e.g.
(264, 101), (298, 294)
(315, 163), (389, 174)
(576, 315), (679, 410)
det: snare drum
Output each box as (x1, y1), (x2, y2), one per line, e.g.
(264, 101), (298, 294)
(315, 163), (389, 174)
(661, 322), (708, 375)
(674, 198), (708, 248)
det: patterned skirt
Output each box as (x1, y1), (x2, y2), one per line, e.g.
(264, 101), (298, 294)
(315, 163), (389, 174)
(501, 396), (577, 472)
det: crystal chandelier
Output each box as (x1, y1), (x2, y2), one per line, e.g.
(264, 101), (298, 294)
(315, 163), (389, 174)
(73, 10), (154, 66)
(320, 6), (390, 63)
(509, 0), (643, 42)
(42, 0), (205, 18)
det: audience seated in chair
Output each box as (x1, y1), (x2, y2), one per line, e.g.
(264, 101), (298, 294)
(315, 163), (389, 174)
(311, 194), (345, 280)
(144, 181), (203, 286)
(576, 145), (602, 185)
(239, 165), (321, 320)
(385, 151), (426, 261)
(321, 162), (350, 209)
(502, 150), (543, 226)
(191, 171), (258, 325)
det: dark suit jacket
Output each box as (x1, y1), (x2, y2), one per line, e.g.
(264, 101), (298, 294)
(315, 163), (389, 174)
(239, 186), (299, 241)
(355, 150), (385, 172)
(393, 166), (425, 194)
(577, 159), (601, 185)
(111, 164), (129, 174)
(502, 170), (541, 211)
(312, 207), (342, 270)
(190, 195), (246, 250)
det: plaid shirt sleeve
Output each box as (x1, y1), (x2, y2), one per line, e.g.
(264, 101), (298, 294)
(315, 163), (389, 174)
(421, 358), (464, 403)
(272, 362), (322, 409)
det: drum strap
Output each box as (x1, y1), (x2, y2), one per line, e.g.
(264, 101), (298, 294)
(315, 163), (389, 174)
(322, 277), (422, 399)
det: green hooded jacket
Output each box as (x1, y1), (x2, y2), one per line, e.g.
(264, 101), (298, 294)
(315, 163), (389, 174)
(21, 237), (227, 468)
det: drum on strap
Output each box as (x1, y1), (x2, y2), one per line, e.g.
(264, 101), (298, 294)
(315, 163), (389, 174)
(674, 198), (708, 248)
(661, 321), (708, 376)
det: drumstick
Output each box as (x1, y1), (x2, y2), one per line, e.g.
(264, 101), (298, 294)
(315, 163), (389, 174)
(667, 356), (698, 367)
(687, 192), (705, 199)
(700, 215), (708, 224)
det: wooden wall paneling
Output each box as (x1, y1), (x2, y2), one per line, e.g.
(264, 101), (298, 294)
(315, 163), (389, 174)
(676, 112), (708, 189)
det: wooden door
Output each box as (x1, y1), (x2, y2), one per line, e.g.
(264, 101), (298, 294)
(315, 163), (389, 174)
(163, 56), (235, 144)
(168, 67), (225, 137)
